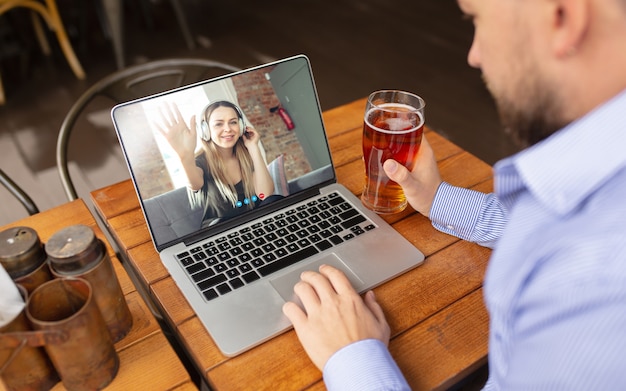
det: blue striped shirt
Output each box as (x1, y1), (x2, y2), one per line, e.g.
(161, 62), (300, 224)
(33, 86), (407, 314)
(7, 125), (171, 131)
(323, 88), (626, 390)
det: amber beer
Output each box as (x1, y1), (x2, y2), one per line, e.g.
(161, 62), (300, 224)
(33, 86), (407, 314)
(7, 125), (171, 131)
(361, 91), (425, 214)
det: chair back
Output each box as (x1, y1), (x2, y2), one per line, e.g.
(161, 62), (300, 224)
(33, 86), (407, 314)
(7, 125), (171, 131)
(0, 169), (39, 215)
(56, 58), (240, 201)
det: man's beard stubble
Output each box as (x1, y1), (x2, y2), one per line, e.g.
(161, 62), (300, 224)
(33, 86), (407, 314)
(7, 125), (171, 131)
(484, 73), (569, 149)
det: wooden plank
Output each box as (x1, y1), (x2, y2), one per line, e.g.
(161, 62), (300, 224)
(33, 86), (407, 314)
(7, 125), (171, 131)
(393, 289), (489, 390)
(90, 180), (140, 220)
(50, 333), (193, 391)
(108, 208), (153, 250)
(304, 289), (489, 391)
(127, 241), (169, 285)
(322, 98), (367, 136)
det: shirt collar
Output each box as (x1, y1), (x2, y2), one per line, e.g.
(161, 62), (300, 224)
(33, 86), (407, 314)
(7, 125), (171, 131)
(494, 88), (626, 215)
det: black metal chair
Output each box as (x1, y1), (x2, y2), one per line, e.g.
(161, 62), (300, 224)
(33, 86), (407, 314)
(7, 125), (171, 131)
(0, 168), (39, 215)
(56, 58), (240, 201)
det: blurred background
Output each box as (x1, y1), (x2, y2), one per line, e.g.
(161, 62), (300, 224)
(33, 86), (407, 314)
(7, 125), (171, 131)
(0, 0), (518, 226)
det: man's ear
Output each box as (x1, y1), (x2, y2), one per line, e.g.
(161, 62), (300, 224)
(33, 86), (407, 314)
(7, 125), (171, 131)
(551, 0), (590, 58)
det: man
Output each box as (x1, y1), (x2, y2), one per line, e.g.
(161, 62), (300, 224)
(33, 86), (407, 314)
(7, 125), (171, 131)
(282, 0), (626, 389)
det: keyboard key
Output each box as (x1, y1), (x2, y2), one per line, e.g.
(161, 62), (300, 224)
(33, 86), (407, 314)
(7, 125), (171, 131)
(262, 243), (276, 252)
(341, 214), (366, 229)
(239, 253), (252, 263)
(192, 268), (216, 282)
(193, 252), (207, 261)
(230, 278), (245, 290)
(340, 208), (359, 220)
(343, 233), (355, 240)
(226, 259), (240, 268)
(179, 256), (194, 267)
(329, 235), (343, 245)
(251, 259), (265, 268)
(203, 289), (218, 301)
(315, 240), (333, 251)
(242, 271), (261, 283)
(216, 283), (232, 295)
(186, 262), (205, 274)
(263, 253), (277, 263)
(198, 274), (227, 291)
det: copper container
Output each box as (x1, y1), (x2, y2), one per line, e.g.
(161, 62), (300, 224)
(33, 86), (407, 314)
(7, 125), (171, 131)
(0, 285), (60, 391)
(26, 278), (119, 391)
(0, 227), (53, 293)
(45, 225), (132, 343)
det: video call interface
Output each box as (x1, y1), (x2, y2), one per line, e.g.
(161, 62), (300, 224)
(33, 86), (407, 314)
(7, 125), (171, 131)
(112, 56), (335, 248)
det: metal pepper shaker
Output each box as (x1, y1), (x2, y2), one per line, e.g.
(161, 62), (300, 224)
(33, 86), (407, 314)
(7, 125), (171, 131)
(45, 224), (132, 343)
(0, 226), (53, 293)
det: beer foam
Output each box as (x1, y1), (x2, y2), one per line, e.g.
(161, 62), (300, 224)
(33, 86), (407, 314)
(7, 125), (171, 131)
(385, 117), (414, 131)
(365, 105), (424, 134)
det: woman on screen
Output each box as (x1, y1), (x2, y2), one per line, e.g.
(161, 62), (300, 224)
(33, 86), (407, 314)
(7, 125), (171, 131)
(156, 100), (276, 227)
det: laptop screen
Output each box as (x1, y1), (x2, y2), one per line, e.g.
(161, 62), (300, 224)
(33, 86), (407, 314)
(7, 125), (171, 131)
(111, 55), (336, 250)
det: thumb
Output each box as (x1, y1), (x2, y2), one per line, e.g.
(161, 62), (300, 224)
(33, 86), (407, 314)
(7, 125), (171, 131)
(364, 290), (391, 343)
(383, 159), (411, 187)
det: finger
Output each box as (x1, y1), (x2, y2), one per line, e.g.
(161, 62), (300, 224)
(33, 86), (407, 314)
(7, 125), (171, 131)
(299, 268), (338, 302)
(189, 115), (197, 135)
(292, 280), (322, 311)
(364, 290), (386, 325)
(318, 264), (358, 296)
(282, 301), (308, 328)
(157, 105), (169, 128)
(172, 102), (184, 123)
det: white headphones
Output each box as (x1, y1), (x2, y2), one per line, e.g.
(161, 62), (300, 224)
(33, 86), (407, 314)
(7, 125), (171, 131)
(198, 101), (246, 142)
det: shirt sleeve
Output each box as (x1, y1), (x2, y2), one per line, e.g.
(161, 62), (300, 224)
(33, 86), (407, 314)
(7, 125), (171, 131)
(429, 182), (507, 249)
(323, 339), (411, 391)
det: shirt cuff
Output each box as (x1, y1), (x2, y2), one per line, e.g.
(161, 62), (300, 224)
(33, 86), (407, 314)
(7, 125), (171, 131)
(323, 339), (411, 391)
(430, 182), (488, 241)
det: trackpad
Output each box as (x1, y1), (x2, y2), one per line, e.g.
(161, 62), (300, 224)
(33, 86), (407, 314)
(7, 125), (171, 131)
(270, 253), (364, 307)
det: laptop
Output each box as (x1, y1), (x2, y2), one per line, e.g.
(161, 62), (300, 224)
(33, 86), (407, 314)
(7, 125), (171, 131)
(111, 54), (424, 356)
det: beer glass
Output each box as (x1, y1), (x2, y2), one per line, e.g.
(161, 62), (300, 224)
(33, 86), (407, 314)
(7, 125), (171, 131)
(361, 90), (425, 214)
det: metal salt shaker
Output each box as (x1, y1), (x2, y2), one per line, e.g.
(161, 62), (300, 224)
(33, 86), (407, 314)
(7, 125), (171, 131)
(45, 224), (132, 342)
(0, 226), (53, 293)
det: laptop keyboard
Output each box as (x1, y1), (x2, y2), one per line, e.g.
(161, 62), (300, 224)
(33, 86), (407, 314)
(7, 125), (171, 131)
(175, 192), (376, 302)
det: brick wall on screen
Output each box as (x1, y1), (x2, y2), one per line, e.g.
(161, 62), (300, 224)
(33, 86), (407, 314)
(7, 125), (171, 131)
(233, 68), (311, 180)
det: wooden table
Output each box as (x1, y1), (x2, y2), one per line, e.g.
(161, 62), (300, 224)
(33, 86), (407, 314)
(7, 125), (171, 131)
(0, 200), (196, 391)
(90, 97), (494, 390)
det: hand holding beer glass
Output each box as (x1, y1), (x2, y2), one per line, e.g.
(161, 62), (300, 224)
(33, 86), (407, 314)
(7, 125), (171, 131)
(361, 90), (425, 214)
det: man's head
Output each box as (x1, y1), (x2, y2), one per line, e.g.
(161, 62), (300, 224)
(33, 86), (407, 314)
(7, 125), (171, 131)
(458, 0), (626, 148)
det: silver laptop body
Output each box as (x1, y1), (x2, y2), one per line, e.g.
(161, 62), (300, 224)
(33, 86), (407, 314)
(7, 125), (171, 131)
(111, 54), (424, 356)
